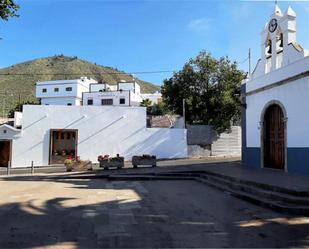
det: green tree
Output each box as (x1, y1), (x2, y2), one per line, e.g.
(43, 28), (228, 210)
(0, 0), (19, 21)
(140, 99), (170, 116)
(161, 51), (244, 133)
(149, 102), (168, 116)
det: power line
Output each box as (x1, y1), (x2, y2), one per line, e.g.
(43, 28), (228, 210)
(0, 70), (175, 76)
(236, 57), (249, 65)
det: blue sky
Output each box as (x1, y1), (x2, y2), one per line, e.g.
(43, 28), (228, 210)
(1, 0), (309, 85)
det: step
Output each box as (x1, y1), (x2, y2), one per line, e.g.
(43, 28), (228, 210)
(125, 171), (309, 206)
(196, 177), (309, 215)
(200, 174), (309, 206)
(167, 169), (309, 196)
(139, 170), (309, 197)
(107, 174), (195, 181)
(200, 169), (309, 197)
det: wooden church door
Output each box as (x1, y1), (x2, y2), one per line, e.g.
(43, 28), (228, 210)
(264, 104), (285, 170)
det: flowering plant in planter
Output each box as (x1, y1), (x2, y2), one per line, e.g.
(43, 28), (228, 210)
(64, 156), (74, 172)
(98, 154), (124, 169)
(64, 156), (91, 172)
(98, 155), (109, 162)
(110, 154), (124, 162)
(141, 154), (156, 159)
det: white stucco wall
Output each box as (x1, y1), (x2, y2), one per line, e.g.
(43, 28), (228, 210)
(248, 55), (309, 93)
(129, 91), (142, 105)
(0, 125), (21, 141)
(9, 105), (187, 168)
(90, 84), (117, 92)
(118, 82), (141, 95)
(36, 82), (78, 99)
(41, 97), (81, 106)
(36, 78), (97, 106)
(82, 91), (141, 106)
(246, 76), (309, 148)
(141, 93), (162, 105)
(14, 112), (23, 127)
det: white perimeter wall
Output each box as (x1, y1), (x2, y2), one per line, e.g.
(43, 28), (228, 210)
(11, 105), (187, 168)
(41, 97), (81, 106)
(90, 84), (118, 92)
(246, 76), (309, 147)
(141, 93), (162, 105)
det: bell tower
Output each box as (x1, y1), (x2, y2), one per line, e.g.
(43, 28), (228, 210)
(260, 3), (297, 73)
(281, 6), (296, 65)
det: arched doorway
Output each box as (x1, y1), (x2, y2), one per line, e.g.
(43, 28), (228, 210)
(262, 103), (286, 170)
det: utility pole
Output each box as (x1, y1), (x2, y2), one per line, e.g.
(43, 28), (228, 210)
(2, 92), (5, 118)
(183, 99), (186, 129)
(18, 92), (21, 111)
(249, 48), (252, 77)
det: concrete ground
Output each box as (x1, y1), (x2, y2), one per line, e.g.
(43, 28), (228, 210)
(0, 156), (240, 175)
(1, 175), (309, 248)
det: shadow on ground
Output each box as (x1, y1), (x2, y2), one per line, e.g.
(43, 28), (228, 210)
(1, 167), (309, 248)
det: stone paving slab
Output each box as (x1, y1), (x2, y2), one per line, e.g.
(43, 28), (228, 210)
(92, 160), (309, 193)
(0, 156), (239, 176)
(2, 157), (309, 196)
(1, 176), (309, 248)
(195, 162), (309, 192)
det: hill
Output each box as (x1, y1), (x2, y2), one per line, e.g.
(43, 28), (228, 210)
(0, 55), (161, 116)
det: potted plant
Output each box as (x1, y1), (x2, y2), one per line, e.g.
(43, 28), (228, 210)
(98, 154), (124, 170)
(64, 156), (74, 172)
(132, 154), (157, 168)
(64, 156), (92, 172)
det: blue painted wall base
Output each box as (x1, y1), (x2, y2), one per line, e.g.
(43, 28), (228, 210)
(243, 147), (309, 176)
(242, 147), (260, 170)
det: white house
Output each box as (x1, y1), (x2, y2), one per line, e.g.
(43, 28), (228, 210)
(0, 105), (187, 168)
(242, 4), (309, 175)
(36, 77), (98, 106)
(141, 91), (162, 105)
(37, 78), (161, 107)
(82, 81), (155, 107)
(83, 91), (141, 107)
(83, 81), (142, 107)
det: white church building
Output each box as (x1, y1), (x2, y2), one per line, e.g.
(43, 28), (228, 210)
(242, 4), (309, 175)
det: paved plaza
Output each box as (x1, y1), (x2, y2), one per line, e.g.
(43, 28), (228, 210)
(1, 172), (309, 248)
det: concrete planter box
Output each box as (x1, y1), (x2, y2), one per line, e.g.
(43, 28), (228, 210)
(99, 157), (124, 170)
(132, 155), (157, 168)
